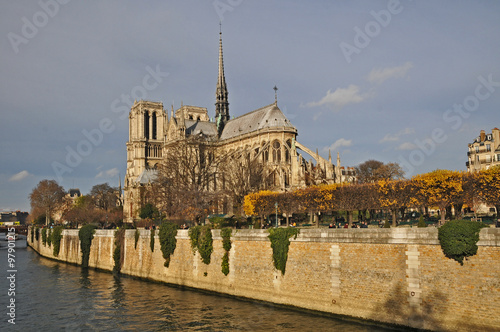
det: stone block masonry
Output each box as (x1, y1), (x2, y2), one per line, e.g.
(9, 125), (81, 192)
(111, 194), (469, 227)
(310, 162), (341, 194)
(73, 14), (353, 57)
(28, 228), (500, 332)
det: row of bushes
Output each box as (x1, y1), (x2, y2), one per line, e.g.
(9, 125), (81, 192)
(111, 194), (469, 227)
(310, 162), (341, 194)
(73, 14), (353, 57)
(31, 219), (485, 276)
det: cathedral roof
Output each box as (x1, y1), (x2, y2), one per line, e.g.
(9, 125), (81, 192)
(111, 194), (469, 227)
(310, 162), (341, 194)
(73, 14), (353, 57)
(219, 103), (296, 140)
(185, 120), (218, 137)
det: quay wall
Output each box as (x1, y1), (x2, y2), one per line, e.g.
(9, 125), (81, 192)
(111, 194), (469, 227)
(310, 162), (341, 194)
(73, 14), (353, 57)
(28, 227), (500, 331)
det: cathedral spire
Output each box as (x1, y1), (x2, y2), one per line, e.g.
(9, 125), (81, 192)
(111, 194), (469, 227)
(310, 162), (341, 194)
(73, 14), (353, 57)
(215, 23), (229, 135)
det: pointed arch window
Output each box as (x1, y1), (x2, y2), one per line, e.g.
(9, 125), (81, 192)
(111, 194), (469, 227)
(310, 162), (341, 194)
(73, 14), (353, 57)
(152, 112), (157, 139)
(272, 140), (281, 163)
(144, 112), (150, 139)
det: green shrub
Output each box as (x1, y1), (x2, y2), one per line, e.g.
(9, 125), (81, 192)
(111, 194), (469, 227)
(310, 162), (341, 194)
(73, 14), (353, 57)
(188, 225), (213, 265)
(417, 215), (427, 228)
(78, 224), (97, 268)
(220, 228), (232, 275)
(188, 226), (201, 253)
(159, 222), (178, 267)
(30, 226), (35, 243)
(221, 228), (232, 252)
(221, 252), (229, 276)
(35, 227), (40, 241)
(113, 229), (125, 273)
(41, 228), (47, 246)
(268, 227), (299, 275)
(383, 220), (391, 228)
(150, 229), (155, 252)
(209, 216), (226, 229)
(47, 228), (52, 247)
(51, 226), (64, 257)
(438, 220), (487, 265)
(134, 229), (140, 249)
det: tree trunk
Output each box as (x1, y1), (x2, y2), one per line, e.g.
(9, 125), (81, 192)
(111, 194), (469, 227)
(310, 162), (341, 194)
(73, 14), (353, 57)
(440, 205), (446, 225)
(347, 211), (352, 227)
(392, 208), (397, 227)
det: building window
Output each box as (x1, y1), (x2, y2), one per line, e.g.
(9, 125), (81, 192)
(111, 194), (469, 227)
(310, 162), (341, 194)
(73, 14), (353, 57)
(475, 146), (479, 153)
(486, 144), (491, 152)
(272, 141), (281, 163)
(285, 139), (291, 163)
(144, 112), (150, 139)
(152, 112), (157, 139)
(262, 144), (269, 163)
(486, 155), (492, 163)
(497, 154), (500, 162)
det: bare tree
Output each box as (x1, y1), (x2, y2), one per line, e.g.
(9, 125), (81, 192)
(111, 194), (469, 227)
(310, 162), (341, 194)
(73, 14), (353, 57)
(62, 195), (102, 228)
(90, 183), (119, 211)
(29, 179), (66, 225)
(356, 160), (405, 183)
(220, 149), (265, 215)
(150, 136), (225, 224)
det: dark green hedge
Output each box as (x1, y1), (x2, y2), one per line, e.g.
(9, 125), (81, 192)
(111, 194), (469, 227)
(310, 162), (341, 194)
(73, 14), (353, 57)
(78, 224), (97, 268)
(438, 220), (486, 265)
(268, 227), (299, 275)
(159, 222), (178, 267)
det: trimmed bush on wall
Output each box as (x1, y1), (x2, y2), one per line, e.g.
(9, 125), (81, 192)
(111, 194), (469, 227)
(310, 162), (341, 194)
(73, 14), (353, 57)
(47, 228), (52, 247)
(113, 229), (125, 274)
(51, 226), (64, 257)
(189, 226), (213, 265)
(438, 220), (487, 265)
(150, 229), (155, 252)
(159, 222), (178, 267)
(79, 224), (97, 268)
(268, 227), (299, 275)
(134, 229), (140, 249)
(41, 228), (47, 246)
(221, 228), (232, 276)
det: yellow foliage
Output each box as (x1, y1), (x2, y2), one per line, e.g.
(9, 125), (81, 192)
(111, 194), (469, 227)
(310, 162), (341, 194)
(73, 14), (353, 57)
(243, 190), (276, 216)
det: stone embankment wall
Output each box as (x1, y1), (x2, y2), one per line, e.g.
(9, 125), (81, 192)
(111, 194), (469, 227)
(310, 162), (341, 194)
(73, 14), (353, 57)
(28, 228), (500, 331)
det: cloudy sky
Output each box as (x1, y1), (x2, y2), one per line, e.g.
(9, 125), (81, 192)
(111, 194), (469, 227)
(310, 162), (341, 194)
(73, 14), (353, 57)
(1, 1), (499, 212)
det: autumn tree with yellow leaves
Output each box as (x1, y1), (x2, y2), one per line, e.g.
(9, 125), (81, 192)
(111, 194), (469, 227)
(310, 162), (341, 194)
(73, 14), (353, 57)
(242, 168), (496, 227)
(411, 170), (464, 224)
(377, 179), (414, 226)
(473, 166), (500, 215)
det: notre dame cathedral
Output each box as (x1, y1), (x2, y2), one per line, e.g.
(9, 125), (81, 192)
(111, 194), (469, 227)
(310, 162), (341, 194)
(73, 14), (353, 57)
(123, 30), (355, 222)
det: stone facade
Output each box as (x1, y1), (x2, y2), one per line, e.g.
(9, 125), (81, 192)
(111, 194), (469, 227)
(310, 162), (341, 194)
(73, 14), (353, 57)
(123, 31), (352, 222)
(29, 227), (500, 331)
(467, 127), (500, 172)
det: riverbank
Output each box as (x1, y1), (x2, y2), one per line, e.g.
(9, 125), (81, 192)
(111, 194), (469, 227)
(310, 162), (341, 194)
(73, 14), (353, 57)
(28, 227), (500, 331)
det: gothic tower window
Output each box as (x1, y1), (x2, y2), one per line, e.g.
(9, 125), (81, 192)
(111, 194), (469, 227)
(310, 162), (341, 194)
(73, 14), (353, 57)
(152, 112), (157, 139)
(144, 112), (150, 139)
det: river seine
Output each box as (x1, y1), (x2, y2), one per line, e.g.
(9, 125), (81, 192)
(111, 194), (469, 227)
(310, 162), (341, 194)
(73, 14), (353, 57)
(1, 237), (395, 331)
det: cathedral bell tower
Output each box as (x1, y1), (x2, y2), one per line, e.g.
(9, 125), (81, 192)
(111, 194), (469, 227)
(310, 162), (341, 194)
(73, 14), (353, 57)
(215, 26), (229, 136)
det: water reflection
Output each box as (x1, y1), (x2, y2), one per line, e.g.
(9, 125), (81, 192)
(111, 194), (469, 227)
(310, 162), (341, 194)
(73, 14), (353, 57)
(0, 246), (394, 331)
